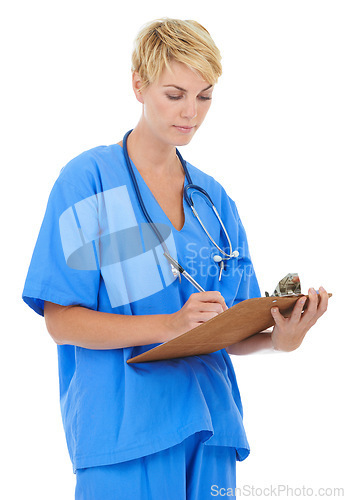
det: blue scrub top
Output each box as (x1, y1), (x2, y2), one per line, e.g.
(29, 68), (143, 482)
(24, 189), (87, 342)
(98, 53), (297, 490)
(22, 143), (261, 472)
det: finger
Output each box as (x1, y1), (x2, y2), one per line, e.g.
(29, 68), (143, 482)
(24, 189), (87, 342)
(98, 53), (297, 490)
(300, 287), (320, 327)
(314, 286), (329, 318)
(303, 288), (319, 319)
(196, 311), (221, 323)
(198, 291), (228, 311)
(289, 295), (307, 324)
(196, 301), (225, 314)
(271, 307), (286, 328)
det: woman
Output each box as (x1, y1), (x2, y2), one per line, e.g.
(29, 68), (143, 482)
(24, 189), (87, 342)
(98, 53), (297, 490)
(22, 18), (328, 500)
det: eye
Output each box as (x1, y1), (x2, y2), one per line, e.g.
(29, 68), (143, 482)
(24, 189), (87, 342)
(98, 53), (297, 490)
(166, 94), (183, 101)
(165, 93), (212, 101)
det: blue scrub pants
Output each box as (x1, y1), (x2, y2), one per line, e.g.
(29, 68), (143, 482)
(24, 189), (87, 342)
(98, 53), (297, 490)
(75, 433), (237, 499)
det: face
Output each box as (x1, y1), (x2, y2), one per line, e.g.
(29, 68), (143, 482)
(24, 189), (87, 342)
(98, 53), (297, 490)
(133, 60), (214, 147)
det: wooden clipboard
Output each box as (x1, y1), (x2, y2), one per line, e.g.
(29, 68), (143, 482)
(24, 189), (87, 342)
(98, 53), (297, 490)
(127, 293), (331, 364)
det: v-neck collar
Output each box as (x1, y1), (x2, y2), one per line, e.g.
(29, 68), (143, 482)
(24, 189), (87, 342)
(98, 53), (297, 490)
(116, 144), (189, 233)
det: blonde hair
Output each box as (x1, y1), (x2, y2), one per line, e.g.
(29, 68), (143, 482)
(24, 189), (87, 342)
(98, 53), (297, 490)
(131, 18), (222, 90)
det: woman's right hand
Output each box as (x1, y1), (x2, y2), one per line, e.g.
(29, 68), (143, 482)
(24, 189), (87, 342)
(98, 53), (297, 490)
(44, 292), (228, 349)
(166, 291), (228, 340)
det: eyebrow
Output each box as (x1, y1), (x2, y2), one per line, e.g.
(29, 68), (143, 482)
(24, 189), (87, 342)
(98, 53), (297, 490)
(162, 84), (213, 92)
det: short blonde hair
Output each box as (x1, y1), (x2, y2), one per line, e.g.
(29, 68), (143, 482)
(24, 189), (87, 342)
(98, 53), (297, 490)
(131, 18), (222, 90)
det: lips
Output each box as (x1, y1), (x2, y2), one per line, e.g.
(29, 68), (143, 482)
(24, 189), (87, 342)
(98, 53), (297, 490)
(173, 125), (196, 133)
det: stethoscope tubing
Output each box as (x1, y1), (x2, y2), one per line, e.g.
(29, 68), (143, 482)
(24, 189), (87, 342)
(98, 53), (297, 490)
(122, 130), (170, 255)
(122, 130), (238, 268)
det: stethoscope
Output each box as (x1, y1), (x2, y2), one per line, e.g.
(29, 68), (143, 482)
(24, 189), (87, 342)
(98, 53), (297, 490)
(122, 129), (239, 283)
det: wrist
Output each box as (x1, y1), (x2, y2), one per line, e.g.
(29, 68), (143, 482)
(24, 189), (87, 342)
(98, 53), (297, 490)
(271, 328), (301, 352)
(160, 313), (179, 343)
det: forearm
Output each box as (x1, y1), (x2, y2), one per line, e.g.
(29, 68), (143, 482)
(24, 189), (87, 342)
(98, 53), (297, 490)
(226, 330), (275, 355)
(44, 302), (175, 350)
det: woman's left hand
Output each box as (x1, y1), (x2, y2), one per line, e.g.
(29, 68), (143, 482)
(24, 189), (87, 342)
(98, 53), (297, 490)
(270, 287), (329, 352)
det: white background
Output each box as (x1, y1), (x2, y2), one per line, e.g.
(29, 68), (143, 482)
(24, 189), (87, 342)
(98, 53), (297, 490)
(1, 0), (344, 498)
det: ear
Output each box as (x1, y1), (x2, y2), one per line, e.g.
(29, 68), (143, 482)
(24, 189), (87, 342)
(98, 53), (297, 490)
(132, 72), (145, 104)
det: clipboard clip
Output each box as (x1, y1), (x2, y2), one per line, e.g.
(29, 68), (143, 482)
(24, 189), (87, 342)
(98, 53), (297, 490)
(265, 273), (301, 297)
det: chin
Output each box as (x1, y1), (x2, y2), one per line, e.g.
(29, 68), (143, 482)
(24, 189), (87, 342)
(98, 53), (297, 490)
(170, 129), (196, 147)
(172, 137), (192, 147)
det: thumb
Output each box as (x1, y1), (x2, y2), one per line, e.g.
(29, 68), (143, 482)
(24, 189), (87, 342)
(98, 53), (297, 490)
(271, 307), (285, 327)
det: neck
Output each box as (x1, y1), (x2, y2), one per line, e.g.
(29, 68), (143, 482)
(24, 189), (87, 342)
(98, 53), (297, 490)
(126, 121), (181, 176)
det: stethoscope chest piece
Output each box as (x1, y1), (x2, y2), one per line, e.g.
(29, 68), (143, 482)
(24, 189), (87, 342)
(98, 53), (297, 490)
(213, 254), (225, 281)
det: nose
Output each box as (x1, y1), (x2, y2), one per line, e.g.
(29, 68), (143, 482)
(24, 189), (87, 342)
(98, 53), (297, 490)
(181, 98), (197, 120)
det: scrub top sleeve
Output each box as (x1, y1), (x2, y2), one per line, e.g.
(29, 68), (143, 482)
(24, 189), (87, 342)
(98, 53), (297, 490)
(22, 178), (100, 316)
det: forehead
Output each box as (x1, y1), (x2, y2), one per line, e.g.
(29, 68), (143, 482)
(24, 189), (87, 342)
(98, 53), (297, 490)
(157, 60), (211, 90)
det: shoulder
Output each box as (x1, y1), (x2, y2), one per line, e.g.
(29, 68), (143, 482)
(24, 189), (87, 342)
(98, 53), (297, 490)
(42, 143), (126, 209)
(56, 144), (124, 193)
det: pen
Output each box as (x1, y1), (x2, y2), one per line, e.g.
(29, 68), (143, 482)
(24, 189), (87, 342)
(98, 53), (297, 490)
(163, 252), (205, 292)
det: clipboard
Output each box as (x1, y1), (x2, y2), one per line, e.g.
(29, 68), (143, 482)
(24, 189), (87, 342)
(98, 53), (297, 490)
(127, 293), (332, 364)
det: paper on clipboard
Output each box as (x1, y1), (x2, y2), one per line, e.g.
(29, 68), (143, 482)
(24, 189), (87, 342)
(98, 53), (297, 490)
(127, 293), (331, 364)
